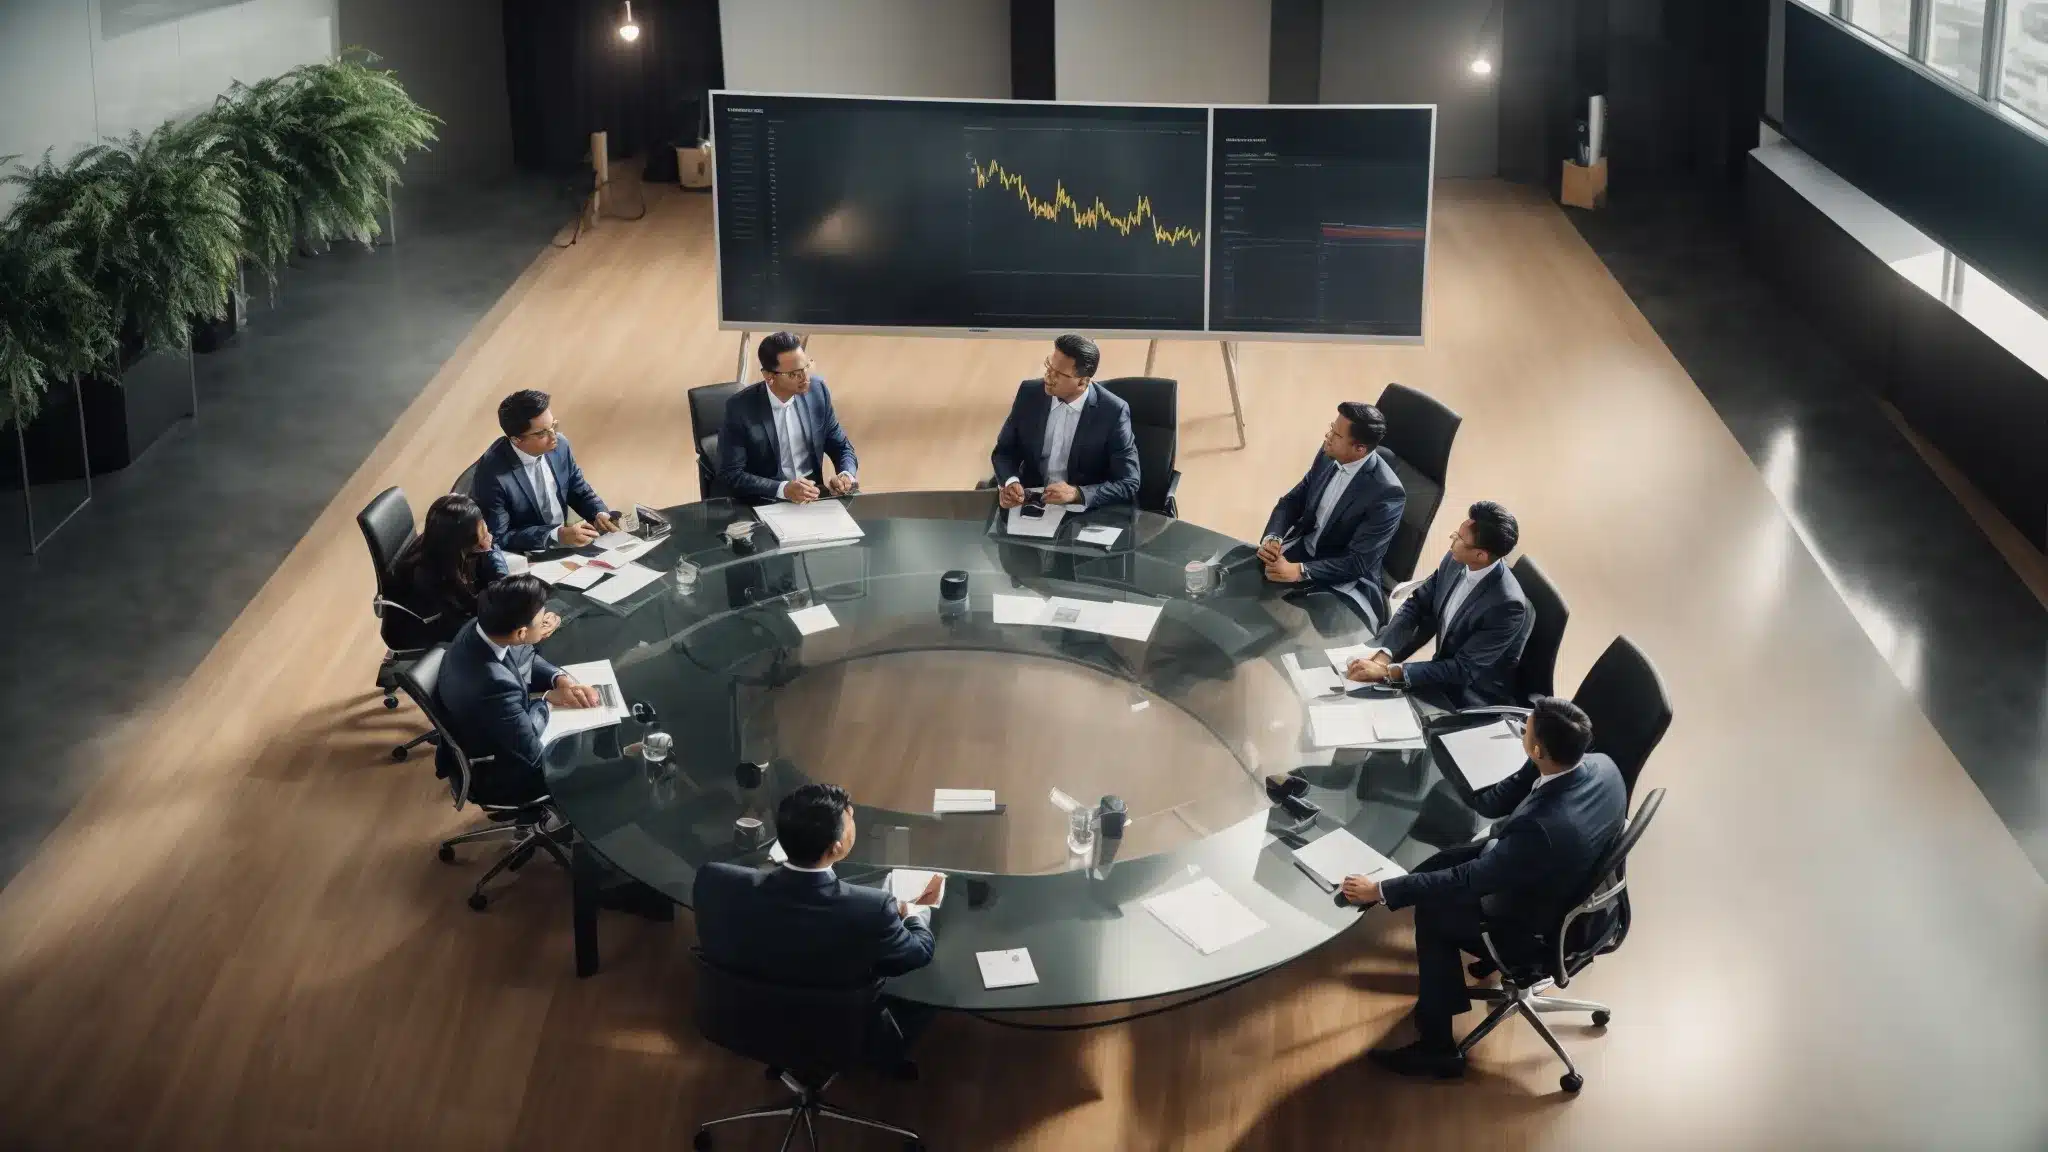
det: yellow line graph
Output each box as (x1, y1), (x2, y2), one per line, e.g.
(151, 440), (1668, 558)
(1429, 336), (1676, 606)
(970, 158), (1202, 248)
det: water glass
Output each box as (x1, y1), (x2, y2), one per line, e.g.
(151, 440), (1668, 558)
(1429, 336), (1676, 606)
(1184, 560), (1213, 596)
(1066, 805), (1097, 859)
(672, 558), (699, 595)
(641, 730), (672, 778)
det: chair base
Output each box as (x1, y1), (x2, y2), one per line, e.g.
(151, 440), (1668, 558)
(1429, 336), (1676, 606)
(439, 808), (571, 910)
(695, 1070), (921, 1150)
(1460, 978), (1609, 1093)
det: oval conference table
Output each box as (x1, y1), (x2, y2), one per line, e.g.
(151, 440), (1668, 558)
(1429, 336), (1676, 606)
(535, 491), (1458, 1018)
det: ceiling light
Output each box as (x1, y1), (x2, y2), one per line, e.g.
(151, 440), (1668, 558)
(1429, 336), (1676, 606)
(1470, 57), (1493, 75)
(618, 1), (640, 42)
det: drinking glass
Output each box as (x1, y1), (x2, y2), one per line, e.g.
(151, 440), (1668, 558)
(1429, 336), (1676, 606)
(1184, 560), (1213, 596)
(1066, 805), (1097, 859)
(672, 558), (699, 595)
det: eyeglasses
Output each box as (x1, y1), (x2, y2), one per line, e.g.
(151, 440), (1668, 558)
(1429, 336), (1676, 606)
(1043, 357), (1085, 383)
(767, 360), (815, 380)
(518, 422), (562, 442)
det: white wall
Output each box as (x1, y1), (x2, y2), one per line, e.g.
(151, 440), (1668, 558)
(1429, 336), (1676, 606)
(720, 0), (1010, 99)
(1319, 0), (1496, 177)
(1056, 0), (1271, 103)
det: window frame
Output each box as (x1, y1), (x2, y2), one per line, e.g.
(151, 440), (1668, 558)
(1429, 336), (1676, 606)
(1814, 0), (2048, 138)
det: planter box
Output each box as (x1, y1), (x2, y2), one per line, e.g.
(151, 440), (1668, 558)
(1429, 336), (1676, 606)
(80, 348), (196, 474)
(3, 376), (92, 488)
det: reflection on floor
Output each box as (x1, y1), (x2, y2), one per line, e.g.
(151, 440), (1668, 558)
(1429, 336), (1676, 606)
(1567, 186), (2048, 878)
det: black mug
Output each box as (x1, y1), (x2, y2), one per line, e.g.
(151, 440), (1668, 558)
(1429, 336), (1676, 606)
(734, 761), (766, 790)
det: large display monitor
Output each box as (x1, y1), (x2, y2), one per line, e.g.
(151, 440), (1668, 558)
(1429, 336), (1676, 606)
(711, 92), (1434, 341)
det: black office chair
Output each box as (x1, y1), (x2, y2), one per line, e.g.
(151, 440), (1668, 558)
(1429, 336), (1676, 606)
(689, 951), (923, 1151)
(1374, 383), (1463, 592)
(394, 645), (571, 911)
(1569, 636), (1672, 799)
(1509, 556), (1568, 704)
(1459, 787), (1665, 1093)
(356, 487), (440, 762)
(1098, 376), (1181, 517)
(689, 381), (745, 501)
(450, 460), (478, 498)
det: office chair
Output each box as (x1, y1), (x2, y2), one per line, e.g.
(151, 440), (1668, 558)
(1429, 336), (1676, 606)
(450, 460), (478, 498)
(1459, 786), (1665, 1092)
(1566, 637), (1671, 799)
(356, 487), (439, 762)
(394, 645), (571, 911)
(1374, 383), (1462, 592)
(688, 381), (745, 501)
(689, 950), (924, 1151)
(1098, 376), (1182, 517)
(1509, 556), (1568, 703)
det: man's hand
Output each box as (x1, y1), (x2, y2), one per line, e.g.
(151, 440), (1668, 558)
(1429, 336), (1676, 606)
(592, 511), (621, 533)
(1043, 482), (1082, 506)
(783, 477), (821, 504)
(825, 472), (857, 496)
(1264, 558), (1304, 583)
(998, 480), (1026, 509)
(547, 676), (601, 708)
(1256, 536), (1285, 564)
(1339, 874), (1382, 905)
(558, 521), (599, 548)
(1346, 656), (1391, 683)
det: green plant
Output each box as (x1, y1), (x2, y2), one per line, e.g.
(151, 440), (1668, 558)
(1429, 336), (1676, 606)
(274, 48), (440, 249)
(198, 74), (301, 292)
(0, 169), (118, 428)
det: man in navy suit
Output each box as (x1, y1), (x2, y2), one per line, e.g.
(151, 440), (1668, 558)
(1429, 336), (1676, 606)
(1257, 402), (1407, 628)
(693, 782), (942, 1075)
(1346, 501), (1534, 710)
(992, 333), (1141, 512)
(1342, 697), (1625, 1079)
(718, 331), (861, 505)
(433, 575), (601, 806)
(471, 389), (617, 553)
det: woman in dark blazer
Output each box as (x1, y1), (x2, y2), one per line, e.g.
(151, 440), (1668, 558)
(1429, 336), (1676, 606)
(382, 494), (508, 651)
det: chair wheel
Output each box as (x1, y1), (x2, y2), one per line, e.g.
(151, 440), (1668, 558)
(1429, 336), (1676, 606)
(692, 1130), (712, 1151)
(383, 695), (399, 710)
(438, 844), (456, 863)
(1591, 1010), (1611, 1027)
(391, 745), (409, 762)
(1561, 1072), (1584, 1093)
(468, 892), (488, 912)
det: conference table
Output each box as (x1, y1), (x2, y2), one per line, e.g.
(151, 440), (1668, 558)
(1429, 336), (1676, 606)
(536, 490), (1461, 1014)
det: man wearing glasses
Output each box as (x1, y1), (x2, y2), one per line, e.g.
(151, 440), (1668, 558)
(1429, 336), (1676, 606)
(991, 333), (1140, 511)
(718, 331), (860, 505)
(472, 388), (618, 553)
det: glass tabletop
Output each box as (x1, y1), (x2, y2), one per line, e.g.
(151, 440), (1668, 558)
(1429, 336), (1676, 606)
(538, 491), (1451, 1011)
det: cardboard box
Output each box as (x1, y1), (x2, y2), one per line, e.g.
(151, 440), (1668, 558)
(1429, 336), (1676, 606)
(1562, 159), (1608, 209)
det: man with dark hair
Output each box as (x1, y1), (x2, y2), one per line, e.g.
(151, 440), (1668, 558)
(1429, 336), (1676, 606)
(717, 332), (861, 505)
(470, 389), (617, 552)
(1346, 500), (1533, 709)
(692, 782), (941, 1074)
(1257, 402), (1407, 627)
(1340, 697), (1625, 1079)
(433, 574), (601, 805)
(992, 333), (1141, 511)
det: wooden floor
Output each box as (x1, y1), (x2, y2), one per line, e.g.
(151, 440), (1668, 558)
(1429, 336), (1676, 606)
(2, 179), (2042, 1151)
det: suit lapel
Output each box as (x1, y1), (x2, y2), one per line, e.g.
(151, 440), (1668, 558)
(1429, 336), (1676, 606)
(1446, 566), (1503, 636)
(1024, 390), (1052, 474)
(504, 441), (542, 519)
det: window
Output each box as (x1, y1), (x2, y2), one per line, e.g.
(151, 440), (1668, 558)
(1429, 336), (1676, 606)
(1845, 0), (1915, 51)
(1928, 0), (1989, 91)
(2002, 0), (2048, 124)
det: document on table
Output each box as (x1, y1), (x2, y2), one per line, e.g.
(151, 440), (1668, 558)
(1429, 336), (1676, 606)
(528, 558), (588, 585)
(1141, 876), (1268, 956)
(584, 561), (662, 604)
(1325, 643), (1392, 673)
(787, 603), (839, 635)
(887, 869), (947, 923)
(755, 499), (864, 545)
(592, 537), (658, 566)
(977, 948), (1039, 989)
(1359, 696), (1423, 741)
(1439, 719), (1532, 789)
(556, 564), (607, 590)
(1045, 596), (1162, 642)
(593, 530), (639, 551)
(1075, 525), (1123, 547)
(1308, 699), (1422, 748)
(992, 593), (1048, 625)
(933, 788), (998, 813)
(540, 659), (631, 743)
(1283, 652), (1345, 700)
(1292, 827), (1408, 891)
(1005, 505), (1068, 539)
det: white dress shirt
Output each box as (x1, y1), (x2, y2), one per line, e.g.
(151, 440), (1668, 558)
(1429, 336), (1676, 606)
(1307, 454), (1368, 554)
(1040, 388), (1088, 486)
(1441, 558), (1504, 631)
(512, 443), (564, 544)
(769, 388), (815, 501)
(780, 860), (835, 878)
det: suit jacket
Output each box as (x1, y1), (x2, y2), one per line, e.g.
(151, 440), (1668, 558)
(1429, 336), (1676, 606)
(471, 434), (609, 554)
(1380, 753), (1626, 932)
(1263, 450), (1406, 623)
(433, 620), (561, 804)
(990, 381), (1141, 511)
(1374, 550), (1534, 709)
(692, 861), (934, 989)
(717, 378), (860, 505)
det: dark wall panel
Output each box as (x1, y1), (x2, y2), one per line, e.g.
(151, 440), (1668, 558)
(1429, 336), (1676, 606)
(504, 0), (723, 173)
(1268, 0), (1321, 105)
(1010, 0), (1054, 100)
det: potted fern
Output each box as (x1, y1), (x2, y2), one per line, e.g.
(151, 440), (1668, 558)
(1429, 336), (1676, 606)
(275, 49), (439, 256)
(0, 200), (118, 491)
(189, 75), (299, 350)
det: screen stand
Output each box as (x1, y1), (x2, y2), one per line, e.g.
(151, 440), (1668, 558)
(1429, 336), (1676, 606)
(732, 331), (749, 384)
(1141, 339), (1245, 451)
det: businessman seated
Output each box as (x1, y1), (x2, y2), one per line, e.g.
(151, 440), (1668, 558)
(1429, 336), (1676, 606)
(434, 574), (601, 806)
(718, 331), (860, 505)
(1339, 697), (1625, 1079)
(1345, 501), (1533, 710)
(992, 333), (1141, 512)
(1258, 402), (1407, 629)
(693, 782), (943, 1077)
(472, 388), (617, 552)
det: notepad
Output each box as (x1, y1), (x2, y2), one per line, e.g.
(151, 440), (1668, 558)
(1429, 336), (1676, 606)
(539, 659), (631, 743)
(1075, 525), (1123, 547)
(1005, 505), (1067, 538)
(1141, 876), (1268, 955)
(1439, 720), (1532, 789)
(787, 603), (839, 635)
(755, 499), (864, 545)
(584, 561), (662, 604)
(933, 788), (997, 813)
(1326, 644), (1391, 673)
(976, 948), (1039, 989)
(1292, 827), (1408, 891)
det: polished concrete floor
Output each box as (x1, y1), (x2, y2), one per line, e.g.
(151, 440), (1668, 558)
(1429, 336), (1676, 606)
(0, 177), (571, 889)
(1566, 184), (2048, 877)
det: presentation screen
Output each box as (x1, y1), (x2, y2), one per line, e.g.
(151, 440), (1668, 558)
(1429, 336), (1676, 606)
(711, 92), (1433, 341)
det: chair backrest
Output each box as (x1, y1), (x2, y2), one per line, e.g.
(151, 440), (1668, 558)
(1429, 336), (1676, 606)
(391, 645), (477, 805)
(450, 461), (478, 498)
(1377, 449), (1441, 587)
(691, 950), (880, 1077)
(1571, 636), (1673, 799)
(1510, 556), (1568, 702)
(1373, 383), (1462, 588)
(689, 381), (745, 499)
(1098, 376), (1178, 516)
(1554, 786), (1665, 983)
(357, 487), (416, 602)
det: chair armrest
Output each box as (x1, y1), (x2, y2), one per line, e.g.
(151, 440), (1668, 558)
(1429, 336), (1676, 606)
(1552, 877), (1629, 988)
(374, 596), (438, 624)
(1165, 471), (1182, 500)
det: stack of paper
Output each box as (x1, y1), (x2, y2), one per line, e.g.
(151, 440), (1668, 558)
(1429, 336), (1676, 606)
(755, 500), (864, 545)
(539, 659), (631, 743)
(1283, 652), (1345, 700)
(1292, 827), (1409, 891)
(1438, 720), (1531, 789)
(585, 561), (663, 605)
(933, 788), (997, 813)
(1004, 505), (1068, 539)
(976, 948), (1039, 989)
(787, 604), (839, 635)
(1141, 876), (1268, 955)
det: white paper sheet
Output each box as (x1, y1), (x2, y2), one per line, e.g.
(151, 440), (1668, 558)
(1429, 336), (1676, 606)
(887, 869), (947, 923)
(593, 530), (639, 551)
(933, 788), (997, 813)
(502, 553), (530, 575)
(1141, 876), (1268, 955)
(1075, 525), (1123, 546)
(1291, 827), (1409, 891)
(755, 499), (864, 545)
(1439, 720), (1532, 789)
(528, 558), (584, 585)
(584, 562), (662, 604)
(556, 564), (607, 590)
(992, 593), (1049, 625)
(1005, 505), (1067, 538)
(787, 603), (839, 635)
(539, 659), (631, 743)
(1308, 702), (1379, 748)
(1325, 644), (1392, 673)
(1045, 597), (1162, 642)
(591, 538), (658, 566)
(1283, 652), (1346, 700)
(1359, 696), (1423, 741)
(976, 948), (1040, 989)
